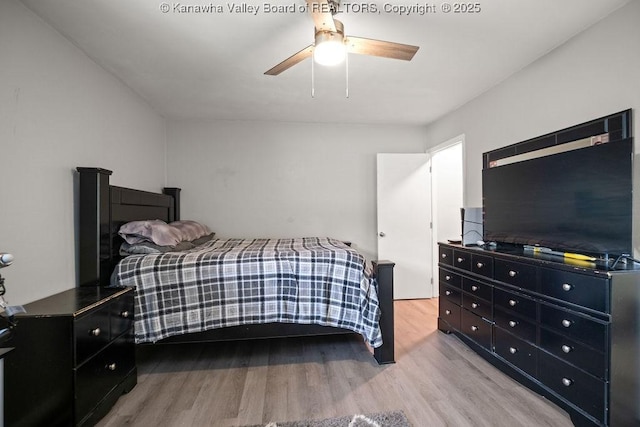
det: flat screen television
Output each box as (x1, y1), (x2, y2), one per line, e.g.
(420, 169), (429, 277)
(482, 110), (633, 257)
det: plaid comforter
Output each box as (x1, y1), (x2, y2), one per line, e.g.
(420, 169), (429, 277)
(112, 237), (383, 347)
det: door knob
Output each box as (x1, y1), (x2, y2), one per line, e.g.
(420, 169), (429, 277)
(379, 232), (386, 237)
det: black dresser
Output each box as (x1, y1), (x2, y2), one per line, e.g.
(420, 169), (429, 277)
(2, 286), (136, 426)
(438, 243), (640, 426)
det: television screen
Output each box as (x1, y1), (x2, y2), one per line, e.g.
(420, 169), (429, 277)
(482, 138), (633, 256)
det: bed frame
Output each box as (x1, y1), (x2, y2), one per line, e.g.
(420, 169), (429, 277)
(76, 167), (395, 364)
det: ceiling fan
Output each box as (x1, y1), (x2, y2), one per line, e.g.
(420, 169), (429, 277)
(264, 0), (419, 75)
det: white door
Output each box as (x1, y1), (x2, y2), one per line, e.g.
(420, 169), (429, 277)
(376, 153), (432, 299)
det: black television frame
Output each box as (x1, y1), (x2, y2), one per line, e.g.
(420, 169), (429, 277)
(482, 109), (633, 260)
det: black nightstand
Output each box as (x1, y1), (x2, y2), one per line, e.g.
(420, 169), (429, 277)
(2, 286), (136, 426)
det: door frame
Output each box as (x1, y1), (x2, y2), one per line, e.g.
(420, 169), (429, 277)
(428, 135), (465, 297)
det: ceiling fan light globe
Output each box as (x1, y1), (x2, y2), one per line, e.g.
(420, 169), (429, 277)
(314, 40), (346, 66)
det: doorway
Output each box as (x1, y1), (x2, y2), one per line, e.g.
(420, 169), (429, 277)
(376, 138), (464, 299)
(430, 136), (464, 297)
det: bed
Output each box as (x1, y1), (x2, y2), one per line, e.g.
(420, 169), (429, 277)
(76, 167), (395, 364)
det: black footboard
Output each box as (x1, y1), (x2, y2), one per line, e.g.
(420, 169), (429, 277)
(372, 260), (395, 364)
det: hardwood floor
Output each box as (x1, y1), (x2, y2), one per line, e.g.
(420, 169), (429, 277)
(97, 299), (573, 426)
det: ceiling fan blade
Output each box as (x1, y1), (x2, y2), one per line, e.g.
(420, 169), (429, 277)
(306, 0), (337, 32)
(346, 36), (419, 61)
(264, 45), (314, 75)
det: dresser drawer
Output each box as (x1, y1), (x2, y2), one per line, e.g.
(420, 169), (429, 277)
(494, 288), (537, 321)
(110, 291), (134, 338)
(440, 283), (462, 306)
(462, 294), (492, 320)
(75, 336), (135, 423)
(75, 306), (111, 365)
(463, 277), (492, 302)
(439, 268), (462, 288)
(439, 247), (454, 266)
(494, 307), (536, 343)
(540, 327), (606, 379)
(495, 259), (537, 292)
(453, 250), (472, 271)
(439, 298), (461, 331)
(540, 268), (609, 313)
(539, 304), (607, 352)
(461, 310), (492, 350)
(494, 327), (537, 377)
(471, 254), (493, 278)
(539, 351), (605, 423)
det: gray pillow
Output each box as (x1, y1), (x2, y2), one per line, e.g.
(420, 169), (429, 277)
(120, 240), (196, 255)
(191, 233), (216, 246)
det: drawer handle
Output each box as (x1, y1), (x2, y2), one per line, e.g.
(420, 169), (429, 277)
(445, 290), (451, 296)
(561, 345), (573, 354)
(441, 253), (447, 259)
(445, 275), (452, 281)
(509, 347), (517, 354)
(471, 325), (479, 332)
(457, 257), (464, 263)
(561, 378), (573, 387)
(508, 270), (517, 278)
(471, 302), (479, 309)
(562, 283), (573, 292)
(106, 363), (117, 371)
(561, 319), (573, 328)
(90, 327), (101, 337)
(476, 262), (484, 268)
(445, 309), (451, 315)
(120, 310), (130, 318)
(508, 320), (518, 328)
(471, 285), (479, 291)
(508, 299), (517, 307)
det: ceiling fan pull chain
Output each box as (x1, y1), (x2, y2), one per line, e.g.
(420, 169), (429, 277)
(345, 52), (349, 98)
(311, 52), (315, 98)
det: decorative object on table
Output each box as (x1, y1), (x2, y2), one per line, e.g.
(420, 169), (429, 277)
(0, 252), (25, 343)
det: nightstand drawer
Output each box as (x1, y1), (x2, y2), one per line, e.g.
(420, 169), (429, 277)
(75, 306), (111, 364)
(111, 291), (134, 338)
(75, 336), (135, 424)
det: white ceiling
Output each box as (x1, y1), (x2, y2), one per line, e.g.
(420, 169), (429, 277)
(21, 0), (631, 125)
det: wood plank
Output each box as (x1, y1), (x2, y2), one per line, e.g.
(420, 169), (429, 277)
(97, 300), (573, 427)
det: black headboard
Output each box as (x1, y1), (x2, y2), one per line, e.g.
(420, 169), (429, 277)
(76, 167), (181, 287)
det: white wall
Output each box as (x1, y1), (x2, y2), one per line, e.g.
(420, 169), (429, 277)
(0, 0), (166, 305)
(423, 0), (640, 254)
(166, 120), (427, 259)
